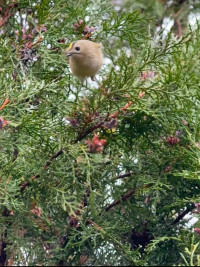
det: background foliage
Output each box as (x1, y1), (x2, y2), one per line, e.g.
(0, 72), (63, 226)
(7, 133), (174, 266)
(0, 0), (200, 265)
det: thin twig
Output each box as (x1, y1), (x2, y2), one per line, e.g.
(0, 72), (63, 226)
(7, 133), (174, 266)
(21, 149), (63, 191)
(27, 35), (43, 48)
(75, 121), (104, 142)
(87, 219), (103, 231)
(171, 203), (195, 225)
(43, 149), (63, 169)
(114, 172), (134, 180)
(105, 184), (153, 212)
(0, 98), (9, 111)
(105, 189), (135, 212)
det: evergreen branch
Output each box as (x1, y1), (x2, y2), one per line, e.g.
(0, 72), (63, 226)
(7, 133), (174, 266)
(21, 99), (134, 191)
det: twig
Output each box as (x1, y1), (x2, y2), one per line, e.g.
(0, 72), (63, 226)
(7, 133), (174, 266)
(171, 203), (195, 225)
(0, 232), (7, 266)
(27, 36), (43, 48)
(76, 121), (104, 142)
(81, 33), (92, 40)
(105, 184), (152, 212)
(113, 172), (134, 180)
(43, 149), (63, 169)
(0, 2), (18, 28)
(87, 219), (103, 231)
(105, 189), (135, 212)
(76, 100), (133, 142)
(21, 149), (63, 191)
(174, 19), (182, 38)
(109, 101), (133, 119)
(0, 98), (9, 111)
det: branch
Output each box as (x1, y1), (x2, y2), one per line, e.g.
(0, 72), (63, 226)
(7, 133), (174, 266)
(43, 149), (63, 170)
(27, 35), (43, 48)
(105, 184), (153, 212)
(174, 19), (182, 38)
(0, 98), (9, 111)
(76, 100), (133, 142)
(113, 172), (134, 180)
(21, 149), (63, 191)
(0, 2), (18, 28)
(109, 101), (133, 119)
(0, 233), (7, 266)
(105, 189), (135, 212)
(87, 219), (103, 231)
(171, 203), (195, 225)
(75, 121), (104, 142)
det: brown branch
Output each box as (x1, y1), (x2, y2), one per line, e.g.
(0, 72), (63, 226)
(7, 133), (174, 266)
(0, 234), (7, 266)
(13, 147), (18, 162)
(27, 35), (43, 48)
(76, 100), (133, 142)
(114, 172), (134, 180)
(87, 219), (103, 231)
(0, 2), (18, 28)
(174, 19), (182, 38)
(76, 121), (104, 142)
(105, 184), (153, 212)
(109, 101), (133, 119)
(21, 149), (63, 191)
(0, 98), (9, 111)
(171, 203), (195, 225)
(81, 33), (92, 40)
(105, 189), (135, 212)
(43, 149), (63, 169)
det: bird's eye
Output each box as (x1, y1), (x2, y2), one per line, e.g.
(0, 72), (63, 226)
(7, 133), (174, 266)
(75, 46), (80, 51)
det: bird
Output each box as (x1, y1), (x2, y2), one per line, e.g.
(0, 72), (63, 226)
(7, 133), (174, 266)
(66, 40), (103, 81)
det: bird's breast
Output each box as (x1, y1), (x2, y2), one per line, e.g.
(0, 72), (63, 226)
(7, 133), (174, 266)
(69, 52), (103, 79)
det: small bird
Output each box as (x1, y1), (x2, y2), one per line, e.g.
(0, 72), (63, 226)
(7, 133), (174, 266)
(66, 40), (103, 81)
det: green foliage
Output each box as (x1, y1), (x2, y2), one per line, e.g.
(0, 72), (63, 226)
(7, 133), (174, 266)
(0, 0), (200, 266)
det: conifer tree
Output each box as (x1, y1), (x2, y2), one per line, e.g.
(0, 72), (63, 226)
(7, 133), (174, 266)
(0, 0), (200, 265)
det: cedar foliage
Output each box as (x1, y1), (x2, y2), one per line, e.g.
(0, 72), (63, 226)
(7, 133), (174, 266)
(0, 0), (200, 266)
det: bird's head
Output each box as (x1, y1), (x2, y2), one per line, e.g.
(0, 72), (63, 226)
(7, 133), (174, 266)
(66, 40), (102, 58)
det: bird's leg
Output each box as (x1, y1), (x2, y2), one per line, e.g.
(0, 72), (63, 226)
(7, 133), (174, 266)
(91, 76), (96, 82)
(91, 76), (102, 87)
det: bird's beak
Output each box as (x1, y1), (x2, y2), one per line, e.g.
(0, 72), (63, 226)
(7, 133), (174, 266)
(66, 48), (72, 57)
